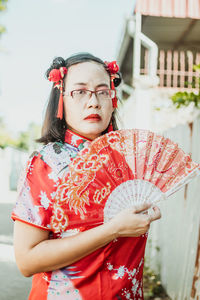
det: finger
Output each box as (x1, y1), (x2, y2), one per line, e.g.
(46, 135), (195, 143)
(149, 206), (161, 222)
(153, 206), (161, 218)
(134, 202), (152, 214)
(153, 206), (161, 214)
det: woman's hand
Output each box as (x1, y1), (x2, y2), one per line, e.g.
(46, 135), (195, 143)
(14, 203), (161, 277)
(109, 202), (161, 238)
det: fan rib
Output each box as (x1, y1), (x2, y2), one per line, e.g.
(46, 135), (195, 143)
(165, 167), (200, 197)
(153, 145), (180, 189)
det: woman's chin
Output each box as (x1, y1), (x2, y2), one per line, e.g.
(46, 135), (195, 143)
(82, 123), (107, 133)
(68, 121), (109, 139)
(77, 126), (106, 140)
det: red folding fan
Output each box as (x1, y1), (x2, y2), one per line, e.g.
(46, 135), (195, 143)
(51, 129), (200, 233)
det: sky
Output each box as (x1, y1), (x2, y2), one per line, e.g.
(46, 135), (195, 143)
(0, 0), (135, 136)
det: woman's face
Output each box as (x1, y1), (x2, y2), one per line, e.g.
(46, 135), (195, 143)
(63, 61), (114, 140)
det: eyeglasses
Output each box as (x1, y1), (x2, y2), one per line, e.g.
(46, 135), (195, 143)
(64, 89), (116, 102)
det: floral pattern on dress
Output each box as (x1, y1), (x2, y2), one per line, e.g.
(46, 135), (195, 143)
(12, 129), (149, 300)
(44, 267), (83, 300)
(52, 153), (109, 223)
(107, 257), (144, 300)
(39, 142), (74, 177)
(12, 130), (89, 232)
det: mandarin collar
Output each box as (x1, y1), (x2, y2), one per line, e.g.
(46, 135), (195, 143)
(64, 129), (92, 148)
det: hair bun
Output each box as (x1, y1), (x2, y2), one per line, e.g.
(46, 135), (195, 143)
(113, 72), (122, 87)
(46, 57), (66, 79)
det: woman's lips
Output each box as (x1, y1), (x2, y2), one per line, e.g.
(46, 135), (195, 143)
(84, 114), (101, 121)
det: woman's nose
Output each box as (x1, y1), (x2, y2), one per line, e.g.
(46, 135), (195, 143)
(87, 92), (101, 108)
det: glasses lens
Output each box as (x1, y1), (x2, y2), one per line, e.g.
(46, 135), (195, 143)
(72, 90), (90, 101)
(97, 89), (113, 100)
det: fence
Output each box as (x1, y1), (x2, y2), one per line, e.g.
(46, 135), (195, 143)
(145, 117), (200, 299)
(141, 49), (200, 89)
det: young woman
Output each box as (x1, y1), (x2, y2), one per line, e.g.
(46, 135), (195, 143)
(12, 52), (161, 300)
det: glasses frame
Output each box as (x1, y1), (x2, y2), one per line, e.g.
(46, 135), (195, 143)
(64, 88), (116, 100)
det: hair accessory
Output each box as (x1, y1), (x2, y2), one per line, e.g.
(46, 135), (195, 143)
(104, 61), (119, 74)
(48, 67), (67, 119)
(104, 61), (119, 108)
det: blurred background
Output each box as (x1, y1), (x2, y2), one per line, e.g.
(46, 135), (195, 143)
(0, 0), (200, 299)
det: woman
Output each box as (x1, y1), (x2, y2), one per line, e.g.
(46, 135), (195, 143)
(12, 52), (161, 300)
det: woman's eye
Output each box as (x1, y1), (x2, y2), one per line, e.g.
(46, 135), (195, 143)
(98, 90), (109, 96)
(77, 90), (87, 95)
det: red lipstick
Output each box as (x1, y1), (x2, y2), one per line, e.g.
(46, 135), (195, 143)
(84, 114), (101, 121)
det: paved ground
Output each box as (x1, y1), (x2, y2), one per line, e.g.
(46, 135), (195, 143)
(0, 192), (32, 300)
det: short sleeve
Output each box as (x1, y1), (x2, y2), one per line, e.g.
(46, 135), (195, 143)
(11, 151), (57, 231)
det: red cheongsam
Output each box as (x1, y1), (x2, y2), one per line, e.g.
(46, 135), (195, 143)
(12, 129), (148, 300)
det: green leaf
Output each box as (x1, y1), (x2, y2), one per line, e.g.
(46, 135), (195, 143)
(193, 64), (200, 72)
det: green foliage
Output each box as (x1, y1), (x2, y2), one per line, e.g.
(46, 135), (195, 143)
(15, 131), (30, 151)
(193, 64), (200, 72)
(171, 64), (200, 109)
(0, 116), (16, 149)
(0, 132), (17, 149)
(171, 91), (200, 109)
(0, 24), (5, 33)
(15, 122), (41, 151)
(143, 261), (170, 299)
(0, 0), (8, 34)
(0, 0), (7, 11)
(0, 117), (41, 151)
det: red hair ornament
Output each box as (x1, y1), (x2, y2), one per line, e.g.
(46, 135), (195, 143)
(105, 61), (119, 74)
(48, 67), (67, 119)
(104, 60), (119, 108)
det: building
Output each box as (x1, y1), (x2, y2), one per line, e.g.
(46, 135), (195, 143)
(117, 0), (200, 132)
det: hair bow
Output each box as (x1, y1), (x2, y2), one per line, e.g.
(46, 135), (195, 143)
(48, 67), (67, 119)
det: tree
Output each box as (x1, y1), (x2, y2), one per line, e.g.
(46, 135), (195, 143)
(15, 122), (42, 151)
(0, 116), (41, 151)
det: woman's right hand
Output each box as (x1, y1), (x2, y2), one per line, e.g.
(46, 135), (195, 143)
(109, 202), (161, 238)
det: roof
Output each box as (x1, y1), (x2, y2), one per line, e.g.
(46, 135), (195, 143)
(135, 0), (200, 19)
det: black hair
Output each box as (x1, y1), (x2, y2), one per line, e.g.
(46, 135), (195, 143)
(36, 52), (122, 144)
